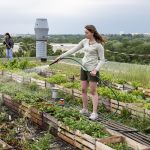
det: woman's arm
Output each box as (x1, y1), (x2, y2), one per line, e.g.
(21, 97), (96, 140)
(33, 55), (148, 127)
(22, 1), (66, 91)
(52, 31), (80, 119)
(57, 39), (85, 59)
(95, 44), (105, 71)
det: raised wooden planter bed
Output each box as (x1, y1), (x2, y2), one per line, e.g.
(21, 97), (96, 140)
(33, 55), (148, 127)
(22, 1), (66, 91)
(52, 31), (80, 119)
(110, 99), (150, 118)
(57, 122), (116, 150)
(31, 77), (46, 89)
(2, 94), (43, 127)
(138, 87), (150, 98)
(43, 112), (150, 150)
(1, 70), (150, 119)
(1, 92), (150, 150)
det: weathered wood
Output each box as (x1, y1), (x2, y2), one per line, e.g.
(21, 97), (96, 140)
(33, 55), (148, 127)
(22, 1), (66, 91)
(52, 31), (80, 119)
(106, 128), (150, 150)
(31, 78), (46, 88)
(96, 141), (114, 150)
(58, 129), (95, 150)
(58, 128), (75, 140)
(58, 132), (75, 146)
(97, 135), (124, 144)
(0, 139), (12, 149)
(75, 130), (96, 144)
(74, 140), (91, 150)
(75, 135), (95, 150)
(43, 113), (58, 125)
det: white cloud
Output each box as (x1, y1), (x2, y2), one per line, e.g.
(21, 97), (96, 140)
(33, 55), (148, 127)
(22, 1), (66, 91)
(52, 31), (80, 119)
(0, 0), (149, 34)
(0, 0), (140, 17)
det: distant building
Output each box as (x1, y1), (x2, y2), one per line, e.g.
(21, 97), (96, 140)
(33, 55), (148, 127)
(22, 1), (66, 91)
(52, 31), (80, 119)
(119, 31), (125, 35)
(143, 33), (150, 37)
(51, 43), (77, 52)
(51, 43), (84, 55)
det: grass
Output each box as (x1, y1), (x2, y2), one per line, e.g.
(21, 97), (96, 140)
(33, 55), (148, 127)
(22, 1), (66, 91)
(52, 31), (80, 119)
(49, 59), (150, 88)
(103, 61), (150, 88)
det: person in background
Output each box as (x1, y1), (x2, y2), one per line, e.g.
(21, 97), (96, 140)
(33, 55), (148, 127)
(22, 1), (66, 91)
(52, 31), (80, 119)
(55, 25), (105, 120)
(3, 33), (14, 60)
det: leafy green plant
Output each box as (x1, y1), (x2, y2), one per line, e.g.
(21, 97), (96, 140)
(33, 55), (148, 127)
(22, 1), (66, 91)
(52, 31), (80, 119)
(131, 81), (142, 88)
(27, 82), (39, 91)
(120, 108), (132, 119)
(25, 133), (52, 150)
(0, 59), (37, 70)
(42, 105), (110, 138)
(63, 81), (80, 89)
(47, 74), (67, 84)
(144, 103), (150, 110)
(108, 143), (133, 150)
(97, 87), (144, 103)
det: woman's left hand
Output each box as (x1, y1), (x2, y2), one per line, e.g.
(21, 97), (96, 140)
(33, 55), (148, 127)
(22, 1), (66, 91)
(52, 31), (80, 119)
(90, 69), (97, 76)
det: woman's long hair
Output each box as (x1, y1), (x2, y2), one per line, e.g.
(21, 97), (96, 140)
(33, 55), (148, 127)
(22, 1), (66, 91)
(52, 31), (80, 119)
(5, 33), (11, 38)
(85, 25), (105, 44)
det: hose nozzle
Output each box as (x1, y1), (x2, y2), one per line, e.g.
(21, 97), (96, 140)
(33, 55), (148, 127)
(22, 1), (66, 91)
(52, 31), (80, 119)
(49, 58), (61, 66)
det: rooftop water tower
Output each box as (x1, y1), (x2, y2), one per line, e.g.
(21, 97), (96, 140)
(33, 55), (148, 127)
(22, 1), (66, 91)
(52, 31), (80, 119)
(34, 18), (49, 62)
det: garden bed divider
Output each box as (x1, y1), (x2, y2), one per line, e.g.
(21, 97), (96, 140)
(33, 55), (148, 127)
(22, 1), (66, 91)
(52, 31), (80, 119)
(0, 70), (150, 119)
(1, 92), (150, 150)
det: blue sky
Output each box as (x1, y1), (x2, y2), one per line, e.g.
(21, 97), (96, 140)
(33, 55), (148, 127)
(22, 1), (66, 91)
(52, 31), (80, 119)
(0, 0), (150, 34)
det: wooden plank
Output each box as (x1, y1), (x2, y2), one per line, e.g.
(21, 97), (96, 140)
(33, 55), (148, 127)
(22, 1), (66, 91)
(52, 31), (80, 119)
(58, 128), (75, 140)
(0, 139), (12, 149)
(43, 113), (58, 124)
(31, 107), (42, 115)
(97, 135), (124, 145)
(58, 132), (75, 146)
(123, 84), (135, 90)
(75, 130), (96, 144)
(111, 103), (124, 111)
(30, 112), (43, 121)
(30, 117), (43, 126)
(23, 77), (31, 83)
(74, 141), (91, 150)
(58, 123), (116, 150)
(58, 122), (75, 133)
(58, 132), (91, 150)
(44, 118), (58, 128)
(19, 105), (30, 112)
(106, 128), (149, 150)
(96, 141), (115, 150)
(75, 135), (95, 150)
(110, 99), (127, 107)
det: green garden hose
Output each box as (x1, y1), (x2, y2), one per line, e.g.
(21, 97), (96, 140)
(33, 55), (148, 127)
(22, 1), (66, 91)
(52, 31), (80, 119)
(49, 56), (119, 119)
(49, 57), (139, 133)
